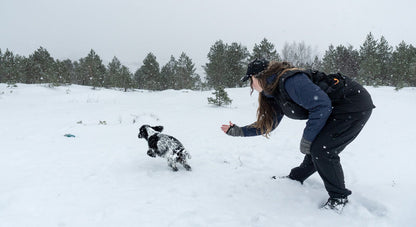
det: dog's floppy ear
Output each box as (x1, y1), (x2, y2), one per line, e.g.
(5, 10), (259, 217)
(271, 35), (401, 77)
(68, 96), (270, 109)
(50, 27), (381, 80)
(152, 126), (164, 132)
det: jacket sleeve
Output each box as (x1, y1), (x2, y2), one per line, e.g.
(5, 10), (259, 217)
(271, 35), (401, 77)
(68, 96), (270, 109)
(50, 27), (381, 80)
(284, 73), (332, 142)
(240, 98), (284, 137)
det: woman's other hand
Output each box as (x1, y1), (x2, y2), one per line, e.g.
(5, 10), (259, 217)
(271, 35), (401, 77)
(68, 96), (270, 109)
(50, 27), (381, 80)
(221, 121), (244, 137)
(221, 121), (234, 133)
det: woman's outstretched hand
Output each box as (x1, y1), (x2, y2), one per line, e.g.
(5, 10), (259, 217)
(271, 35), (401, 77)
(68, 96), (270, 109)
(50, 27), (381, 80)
(221, 121), (244, 137)
(221, 121), (234, 133)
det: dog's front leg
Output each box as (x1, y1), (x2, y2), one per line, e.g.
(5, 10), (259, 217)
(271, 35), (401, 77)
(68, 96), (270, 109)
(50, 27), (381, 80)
(175, 149), (191, 171)
(147, 149), (157, 158)
(167, 154), (179, 171)
(176, 152), (191, 171)
(180, 159), (192, 171)
(184, 149), (192, 160)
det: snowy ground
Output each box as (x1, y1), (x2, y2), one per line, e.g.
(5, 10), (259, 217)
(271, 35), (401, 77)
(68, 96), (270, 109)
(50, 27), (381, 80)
(0, 83), (415, 227)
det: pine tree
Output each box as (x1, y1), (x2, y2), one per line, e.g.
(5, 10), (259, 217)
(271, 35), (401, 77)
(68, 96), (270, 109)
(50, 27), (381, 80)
(391, 41), (416, 88)
(161, 56), (177, 90)
(311, 56), (323, 71)
(204, 40), (227, 88)
(134, 53), (162, 90)
(0, 49), (21, 84)
(225, 42), (249, 87)
(175, 52), (200, 90)
(106, 56), (134, 91)
(204, 40), (248, 88)
(106, 56), (122, 88)
(358, 33), (379, 85)
(72, 61), (81, 85)
(322, 44), (360, 80)
(119, 65), (134, 91)
(55, 59), (74, 85)
(376, 36), (393, 85)
(207, 86), (232, 106)
(322, 45), (337, 72)
(250, 38), (281, 62)
(77, 49), (106, 87)
(359, 33), (393, 86)
(2, 50), (26, 85)
(0, 49), (3, 82)
(25, 47), (56, 84)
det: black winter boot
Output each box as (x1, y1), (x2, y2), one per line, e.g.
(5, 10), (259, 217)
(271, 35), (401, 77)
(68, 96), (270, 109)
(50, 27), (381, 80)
(322, 197), (348, 213)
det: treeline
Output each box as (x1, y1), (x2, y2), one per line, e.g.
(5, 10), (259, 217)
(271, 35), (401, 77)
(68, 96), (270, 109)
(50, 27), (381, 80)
(1, 32), (415, 90)
(321, 33), (416, 88)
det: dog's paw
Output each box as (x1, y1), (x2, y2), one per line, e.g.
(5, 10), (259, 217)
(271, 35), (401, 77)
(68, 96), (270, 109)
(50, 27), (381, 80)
(184, 164), (192, 171)
(147, 150), (156, 158)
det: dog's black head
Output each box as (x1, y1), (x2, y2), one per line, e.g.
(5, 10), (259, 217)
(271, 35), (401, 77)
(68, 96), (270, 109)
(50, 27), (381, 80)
(138, 125), (164, 140)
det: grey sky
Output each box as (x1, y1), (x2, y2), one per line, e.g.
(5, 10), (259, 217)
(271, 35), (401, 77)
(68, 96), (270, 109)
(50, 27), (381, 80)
(1, 0), (415, 74)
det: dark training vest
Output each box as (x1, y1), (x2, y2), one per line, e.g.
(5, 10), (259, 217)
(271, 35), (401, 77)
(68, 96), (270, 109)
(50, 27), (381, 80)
(272, 69), (375, 119)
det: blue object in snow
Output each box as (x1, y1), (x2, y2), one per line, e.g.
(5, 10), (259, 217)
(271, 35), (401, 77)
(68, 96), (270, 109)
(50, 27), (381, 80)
(64, 134), (76, 138)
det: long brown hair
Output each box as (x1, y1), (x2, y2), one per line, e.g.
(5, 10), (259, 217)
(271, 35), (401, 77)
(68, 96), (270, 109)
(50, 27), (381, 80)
(250, 61), (298, 137)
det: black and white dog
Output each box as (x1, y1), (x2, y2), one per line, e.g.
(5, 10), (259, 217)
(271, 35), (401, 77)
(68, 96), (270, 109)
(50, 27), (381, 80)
(138, 125), (191, 171)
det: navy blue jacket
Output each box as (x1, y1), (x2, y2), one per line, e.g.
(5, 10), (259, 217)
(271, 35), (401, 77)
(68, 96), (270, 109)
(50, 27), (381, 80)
(241, 73), (332, 142)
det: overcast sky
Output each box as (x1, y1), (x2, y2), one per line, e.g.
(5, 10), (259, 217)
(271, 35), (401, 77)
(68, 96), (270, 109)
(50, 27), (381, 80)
(1, 0), (415, 74)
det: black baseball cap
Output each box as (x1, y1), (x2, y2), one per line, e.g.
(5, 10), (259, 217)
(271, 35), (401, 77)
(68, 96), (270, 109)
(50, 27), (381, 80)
(241, 58), (269, 82)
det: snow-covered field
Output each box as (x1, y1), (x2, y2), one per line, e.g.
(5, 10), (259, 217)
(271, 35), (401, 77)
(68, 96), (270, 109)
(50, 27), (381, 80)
(1, 83), (415, 227)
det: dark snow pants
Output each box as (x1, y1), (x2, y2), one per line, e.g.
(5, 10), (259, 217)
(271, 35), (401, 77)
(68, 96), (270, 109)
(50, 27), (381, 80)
(289, 110), (372, 198)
